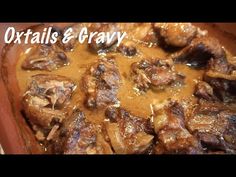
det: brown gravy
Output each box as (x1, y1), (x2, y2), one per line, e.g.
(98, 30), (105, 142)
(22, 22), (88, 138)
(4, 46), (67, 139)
(14, 23), (236, 153)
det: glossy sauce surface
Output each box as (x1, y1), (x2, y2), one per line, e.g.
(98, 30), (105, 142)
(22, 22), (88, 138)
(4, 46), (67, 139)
(12, 24), (236, 153)
(15, 23), (234, 126)
(16, 24), (235, 123)
(1, 23), (236, 154)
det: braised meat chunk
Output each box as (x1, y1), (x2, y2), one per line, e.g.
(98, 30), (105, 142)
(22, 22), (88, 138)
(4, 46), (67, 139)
(203, 74), (236, 103)
(207, 56), (235, 75)
(131, 58), (184, 92)
(105, 106), (154, 154)
(22, 44), (70, 71)
(200, 48), (236, 103)
(172, 36), (226, 68)
(153, 23), (197, 48)
(194, 81), (219, 101)
(153, 101), (202, 154)
(185, 40), (236, 103)
(199, 50), (236, 102)
(53, 109), (113, 154)
(186, 99), (236, 153)
(117, 40), (137, 56)
(82, 57), (121, 109)
(22, 74), (76, 128)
